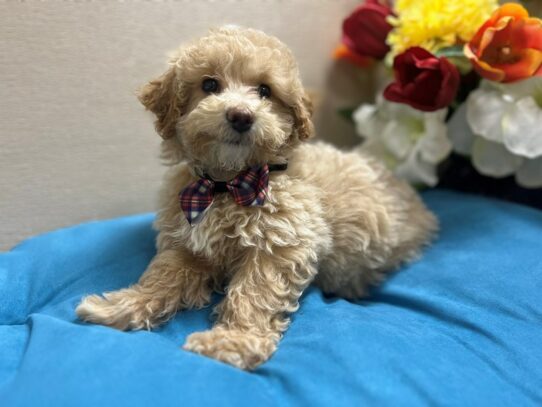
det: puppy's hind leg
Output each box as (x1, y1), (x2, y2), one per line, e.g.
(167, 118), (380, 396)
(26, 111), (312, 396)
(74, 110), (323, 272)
(76, 248), (214, 330)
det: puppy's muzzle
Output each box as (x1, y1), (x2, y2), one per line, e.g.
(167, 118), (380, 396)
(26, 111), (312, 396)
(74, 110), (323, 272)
(226, 107), (254, 133)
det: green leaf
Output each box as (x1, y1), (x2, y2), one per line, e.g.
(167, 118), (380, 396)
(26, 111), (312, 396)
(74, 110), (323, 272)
(337, 107), (357, 123)
(435, 46), (473, 74)
(447, 56), (473, 75)
(435, 45), (465, 58)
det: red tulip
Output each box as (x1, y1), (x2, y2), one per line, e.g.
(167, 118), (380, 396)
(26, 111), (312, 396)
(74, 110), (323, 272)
(337, 0), (394, 64)
(384, 47), (460, 112)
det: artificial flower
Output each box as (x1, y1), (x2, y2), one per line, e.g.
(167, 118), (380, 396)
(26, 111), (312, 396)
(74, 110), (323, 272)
(336, 0), (394, 64)
(383, 47), (460, 112)
(354, 96), (452, 186)
(464, 3), (542, 83)
(342, 0), (393, 59)
(387, 0), (497, 57)
(333, 44), (374, 68)
(448, 77), (542, 187)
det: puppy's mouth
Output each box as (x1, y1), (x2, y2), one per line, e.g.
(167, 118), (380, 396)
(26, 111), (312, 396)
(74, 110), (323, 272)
(222, 133), (252, 147)
(224, 139), (246, 147)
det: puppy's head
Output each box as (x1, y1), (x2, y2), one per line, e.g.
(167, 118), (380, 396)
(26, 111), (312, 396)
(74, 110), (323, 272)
(138, 26), (313, 170)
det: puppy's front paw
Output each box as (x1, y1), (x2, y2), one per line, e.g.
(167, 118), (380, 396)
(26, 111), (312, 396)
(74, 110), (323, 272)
(183, 328), (276, 370)
(76, 291), (158, 331)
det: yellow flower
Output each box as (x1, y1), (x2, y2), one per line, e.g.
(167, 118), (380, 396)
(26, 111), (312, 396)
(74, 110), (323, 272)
(387, 0), (498, 57)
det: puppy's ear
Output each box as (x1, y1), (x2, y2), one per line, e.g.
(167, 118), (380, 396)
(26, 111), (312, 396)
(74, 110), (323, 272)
(291, 90), (315, 141)
(138, 68), (182, 140)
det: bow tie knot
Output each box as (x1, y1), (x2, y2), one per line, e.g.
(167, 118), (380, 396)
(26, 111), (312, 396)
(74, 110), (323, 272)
(179, 165), (271, 225)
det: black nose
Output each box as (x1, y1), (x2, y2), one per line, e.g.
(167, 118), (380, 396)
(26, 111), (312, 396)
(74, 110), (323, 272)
(226, 108), (254, 133)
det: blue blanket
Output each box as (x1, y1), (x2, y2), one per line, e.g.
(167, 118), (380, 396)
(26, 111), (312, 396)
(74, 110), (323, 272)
(1, 190), (541, 406)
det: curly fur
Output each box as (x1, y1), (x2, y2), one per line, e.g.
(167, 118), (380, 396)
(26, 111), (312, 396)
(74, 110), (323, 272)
(76, 26), (437, 370)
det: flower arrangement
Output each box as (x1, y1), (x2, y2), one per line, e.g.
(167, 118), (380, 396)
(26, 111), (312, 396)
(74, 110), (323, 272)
(335, 1), (542, 200)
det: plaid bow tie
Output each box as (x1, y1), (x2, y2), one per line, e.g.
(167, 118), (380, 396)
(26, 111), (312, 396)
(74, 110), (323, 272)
(179, 165), (272, 225)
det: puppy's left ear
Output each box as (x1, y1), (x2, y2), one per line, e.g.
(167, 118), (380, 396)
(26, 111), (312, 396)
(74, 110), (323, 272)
(292, 90), (315, 141)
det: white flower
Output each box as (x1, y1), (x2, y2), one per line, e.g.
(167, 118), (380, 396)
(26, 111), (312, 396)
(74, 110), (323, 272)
(353, 96), (452, 187)
(448, 77), (542, 188)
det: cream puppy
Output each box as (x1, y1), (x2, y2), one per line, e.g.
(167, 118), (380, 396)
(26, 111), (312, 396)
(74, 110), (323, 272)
(76, 27), (437, 370)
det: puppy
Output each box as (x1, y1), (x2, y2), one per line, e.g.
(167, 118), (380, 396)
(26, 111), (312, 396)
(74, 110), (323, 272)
(76, 27), (437, 370)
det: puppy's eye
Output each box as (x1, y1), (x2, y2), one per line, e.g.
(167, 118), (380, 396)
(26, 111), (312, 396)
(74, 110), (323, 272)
(202, 78), (219, 93)
(258, 84), (271, 99)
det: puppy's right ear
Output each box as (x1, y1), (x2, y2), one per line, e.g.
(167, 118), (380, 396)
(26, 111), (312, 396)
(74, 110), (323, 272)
(291, 90), (315, 141)
(138, 68), (182, 139)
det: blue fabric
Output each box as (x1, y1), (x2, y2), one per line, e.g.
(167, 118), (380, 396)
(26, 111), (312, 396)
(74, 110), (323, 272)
(1, 190), (541, 406)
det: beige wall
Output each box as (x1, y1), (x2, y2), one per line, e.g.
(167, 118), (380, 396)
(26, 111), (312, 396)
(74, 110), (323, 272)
(0, 0), (372, 251)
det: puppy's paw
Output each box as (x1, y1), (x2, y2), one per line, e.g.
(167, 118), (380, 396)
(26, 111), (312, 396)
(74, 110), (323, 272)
(183, 328), (276, 370)
(76, 291), (159, 331)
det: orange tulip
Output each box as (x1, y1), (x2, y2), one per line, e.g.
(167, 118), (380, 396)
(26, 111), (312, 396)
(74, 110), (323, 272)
(464, 3), (542, 83)
(333, 43), (374, 68)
